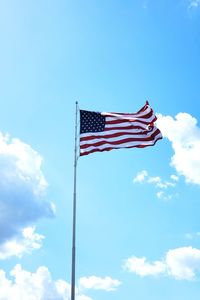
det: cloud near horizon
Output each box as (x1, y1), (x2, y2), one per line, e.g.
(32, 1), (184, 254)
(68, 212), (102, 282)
(0, 265), (121, 300)
(124, 246), (200, 280)
(0, 264), (78, 300)
(0, 132), (55, 259)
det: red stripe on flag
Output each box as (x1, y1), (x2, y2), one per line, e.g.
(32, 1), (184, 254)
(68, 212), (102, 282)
(80, 136), (162, 156)
(79, 102), (162, 156)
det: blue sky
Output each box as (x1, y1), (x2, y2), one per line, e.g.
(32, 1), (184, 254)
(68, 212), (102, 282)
(0, 0), (200, 299)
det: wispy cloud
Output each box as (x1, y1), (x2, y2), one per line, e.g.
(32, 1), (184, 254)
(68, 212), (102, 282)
(133, 170), (177, 188)
(133, 170), (178, 200)
(188, 0), (200, 9)
(133, 170), (148, 183)
(185, 232), (200, 240)
(0, 131), (55, 258)
(157, 113), (200, 185)
(124, 246), (200, 280)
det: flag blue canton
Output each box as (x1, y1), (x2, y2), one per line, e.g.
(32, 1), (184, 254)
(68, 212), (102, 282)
(80, 110), (105, 133)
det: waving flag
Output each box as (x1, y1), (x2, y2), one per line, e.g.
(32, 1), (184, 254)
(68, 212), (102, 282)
(79, 101), (162, 156)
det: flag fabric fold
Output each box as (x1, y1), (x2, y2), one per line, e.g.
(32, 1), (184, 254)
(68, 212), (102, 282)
(79, 101), (162, 156)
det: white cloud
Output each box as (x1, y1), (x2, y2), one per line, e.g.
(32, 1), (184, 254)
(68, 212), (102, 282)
(156, 191), (164, 199)
(148, 176), (175, 188)
(133, 170), (148, 183)
(133, 170), (176, 189)
(156, 191), (176, 201)
(0, 264), (71, 300)
(0, 227), (44, 259)
(133, 170), (177, 200)
(166, 247), (200, 280)
(123, 256), (166, 277)
(170, 174), (179, 182)
(124, 246), (200, 280)
(76, 296), (93, 300)
(157, 113), (200, 185)
(78, 276), (121, 291)
(0, 131), (55, 258)
(0, 265), (121, 300)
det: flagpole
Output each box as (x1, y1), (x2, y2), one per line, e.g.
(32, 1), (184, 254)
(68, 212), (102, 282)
(71, 101), (78, 300)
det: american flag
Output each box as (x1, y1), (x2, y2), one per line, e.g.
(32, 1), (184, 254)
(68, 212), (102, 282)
(79, 101), (162, 156)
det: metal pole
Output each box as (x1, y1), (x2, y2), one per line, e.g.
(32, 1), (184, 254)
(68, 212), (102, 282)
(71, 101), (78, 300)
